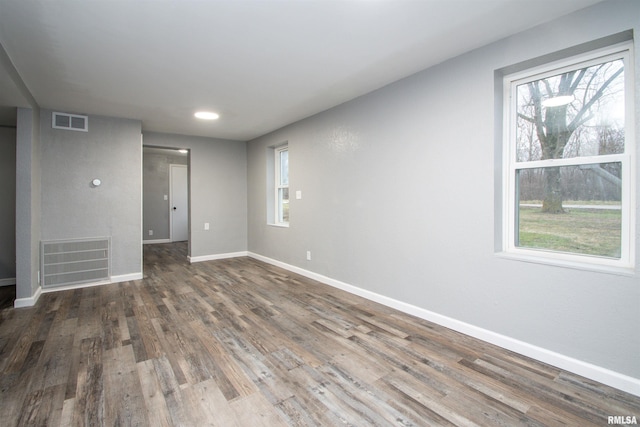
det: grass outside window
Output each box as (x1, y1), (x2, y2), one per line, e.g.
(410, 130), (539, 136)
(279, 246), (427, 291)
(518, 203), (621, 258)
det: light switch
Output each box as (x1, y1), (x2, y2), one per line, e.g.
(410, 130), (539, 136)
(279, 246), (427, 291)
(296, 190), (302, 200)
(204, 223), (210, 230)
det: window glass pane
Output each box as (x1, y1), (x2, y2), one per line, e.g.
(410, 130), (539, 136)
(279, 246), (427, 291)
(516, 163), (622, 258)
(279, 187), (289, 223)
(279, 150), (289, 186)
(515, 58), (625, 162)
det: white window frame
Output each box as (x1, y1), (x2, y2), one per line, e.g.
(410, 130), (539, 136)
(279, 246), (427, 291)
(274, 145), (289, 226)
(502, 43), (635, 272)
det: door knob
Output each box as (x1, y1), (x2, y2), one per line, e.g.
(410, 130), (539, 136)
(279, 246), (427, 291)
(173, 207), (177, 210)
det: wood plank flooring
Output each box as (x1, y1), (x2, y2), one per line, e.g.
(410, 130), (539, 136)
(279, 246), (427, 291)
(1, 242), (638, 426)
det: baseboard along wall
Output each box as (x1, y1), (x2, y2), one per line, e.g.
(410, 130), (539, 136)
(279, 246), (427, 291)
(13, 248), (639, 397)
(246, 251), (640, 397)
(0, 277), (16, 287)
(13, 272), (143, 308)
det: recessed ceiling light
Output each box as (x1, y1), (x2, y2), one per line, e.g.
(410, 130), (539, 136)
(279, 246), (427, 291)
(542, 95), (574, 108)
(194, 111), (219, 120)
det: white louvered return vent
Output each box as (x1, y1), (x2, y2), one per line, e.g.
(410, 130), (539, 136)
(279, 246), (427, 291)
(41, 238), (110, 288)
(52, 111), (88, 132)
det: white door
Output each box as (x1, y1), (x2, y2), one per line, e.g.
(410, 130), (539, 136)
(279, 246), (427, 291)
(170, 164), (188, 242)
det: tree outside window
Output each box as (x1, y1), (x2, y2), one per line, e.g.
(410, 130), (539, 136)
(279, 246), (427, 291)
(505, 44), (633, 265)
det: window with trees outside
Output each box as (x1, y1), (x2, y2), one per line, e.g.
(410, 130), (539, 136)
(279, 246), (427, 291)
(503, 43), (634, 269)
(274, 145), (289, 225)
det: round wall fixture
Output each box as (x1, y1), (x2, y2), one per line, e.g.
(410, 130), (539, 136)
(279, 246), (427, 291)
(92, 178), (102, 187)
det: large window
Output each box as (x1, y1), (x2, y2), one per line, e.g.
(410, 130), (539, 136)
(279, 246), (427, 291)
(503, 43), (634, 269)
(274, 145), (289, 225)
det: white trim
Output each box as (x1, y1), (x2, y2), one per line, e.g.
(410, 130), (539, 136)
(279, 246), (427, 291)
(514, 153), (626, 170)
(505, 41), (632, 83)
(14, 286), (41, 308)
(111, 273), (143, 283)
(248, 251), (640, 397)
(502, 42), (635, 271)
(15, 273), (144, 305)
(0, 277), (16, 287)
(188, 251), (249, 263)
(41, 273), (143, 293)
(274, 145), (289, 226)
(495, 251), (636, 276)
(140, 136), (144, 288)
(42, 279), (111, 293)
(143, 239), (172, 245)
(267, 223), (289, 228)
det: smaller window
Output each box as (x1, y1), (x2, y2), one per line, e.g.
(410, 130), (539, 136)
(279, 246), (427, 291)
(274, 145), (289, 225)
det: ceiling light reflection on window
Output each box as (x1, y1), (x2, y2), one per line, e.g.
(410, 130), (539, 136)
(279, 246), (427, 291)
(541, 95), (574, 107)
(194, 111), (219, 120)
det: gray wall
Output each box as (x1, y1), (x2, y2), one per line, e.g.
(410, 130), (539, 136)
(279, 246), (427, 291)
(40, 110), (142, 278)
(16, 107), (40, 299)
(143, 132), (247, 258)
(2, 38), (41, 301)
(143, 148), (188, 241)
(247, 0), (640, 379)
(0, 126), (16, 283)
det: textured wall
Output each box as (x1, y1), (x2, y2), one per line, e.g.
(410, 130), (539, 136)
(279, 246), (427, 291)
(143, 132), (247, 258)
(15, 107), (40, 299)
(40, 110), (142, 278)
(248, 0), (640, 379)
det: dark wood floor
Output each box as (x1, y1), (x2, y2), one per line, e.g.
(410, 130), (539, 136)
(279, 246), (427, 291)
(1, 242), (638, 426)
(0, 284), (16, 310)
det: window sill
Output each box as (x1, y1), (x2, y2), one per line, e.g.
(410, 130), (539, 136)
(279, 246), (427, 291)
(495, 251), (636, 277)
(268, 223), (289, 228)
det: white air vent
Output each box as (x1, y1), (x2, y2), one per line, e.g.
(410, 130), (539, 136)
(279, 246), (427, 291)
(52, 112), (88, 132)
(41, 238), (110, 288)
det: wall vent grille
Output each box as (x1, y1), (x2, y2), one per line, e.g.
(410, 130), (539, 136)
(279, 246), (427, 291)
(52, 112), (88, 132)
(41, 238), (110, 288)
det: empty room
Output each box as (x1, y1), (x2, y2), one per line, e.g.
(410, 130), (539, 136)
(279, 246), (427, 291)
(0, 0), (639, 425)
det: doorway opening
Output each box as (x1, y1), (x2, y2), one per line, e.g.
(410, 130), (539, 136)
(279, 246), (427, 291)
(142, 146), (190, 263)
(0, 125), (17, 308)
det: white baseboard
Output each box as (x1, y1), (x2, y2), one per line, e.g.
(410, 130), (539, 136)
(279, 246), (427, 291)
(14, 285), (41, 308)
(111, 273), (144, 283)
(248, 252), (640, 397)
(16, 272), (144, 305)
(143, 239), (172, 244)
(41, 279), (111, 294)
(0, 277), (16, 287)
(188, 251), (249, 263)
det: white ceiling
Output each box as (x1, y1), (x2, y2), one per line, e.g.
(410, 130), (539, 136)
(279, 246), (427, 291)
(0, 0), (604, 141)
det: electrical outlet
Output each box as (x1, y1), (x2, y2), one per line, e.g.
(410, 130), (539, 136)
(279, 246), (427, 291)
(306, 251), (311, 261)
(149, 230), (153, 236)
